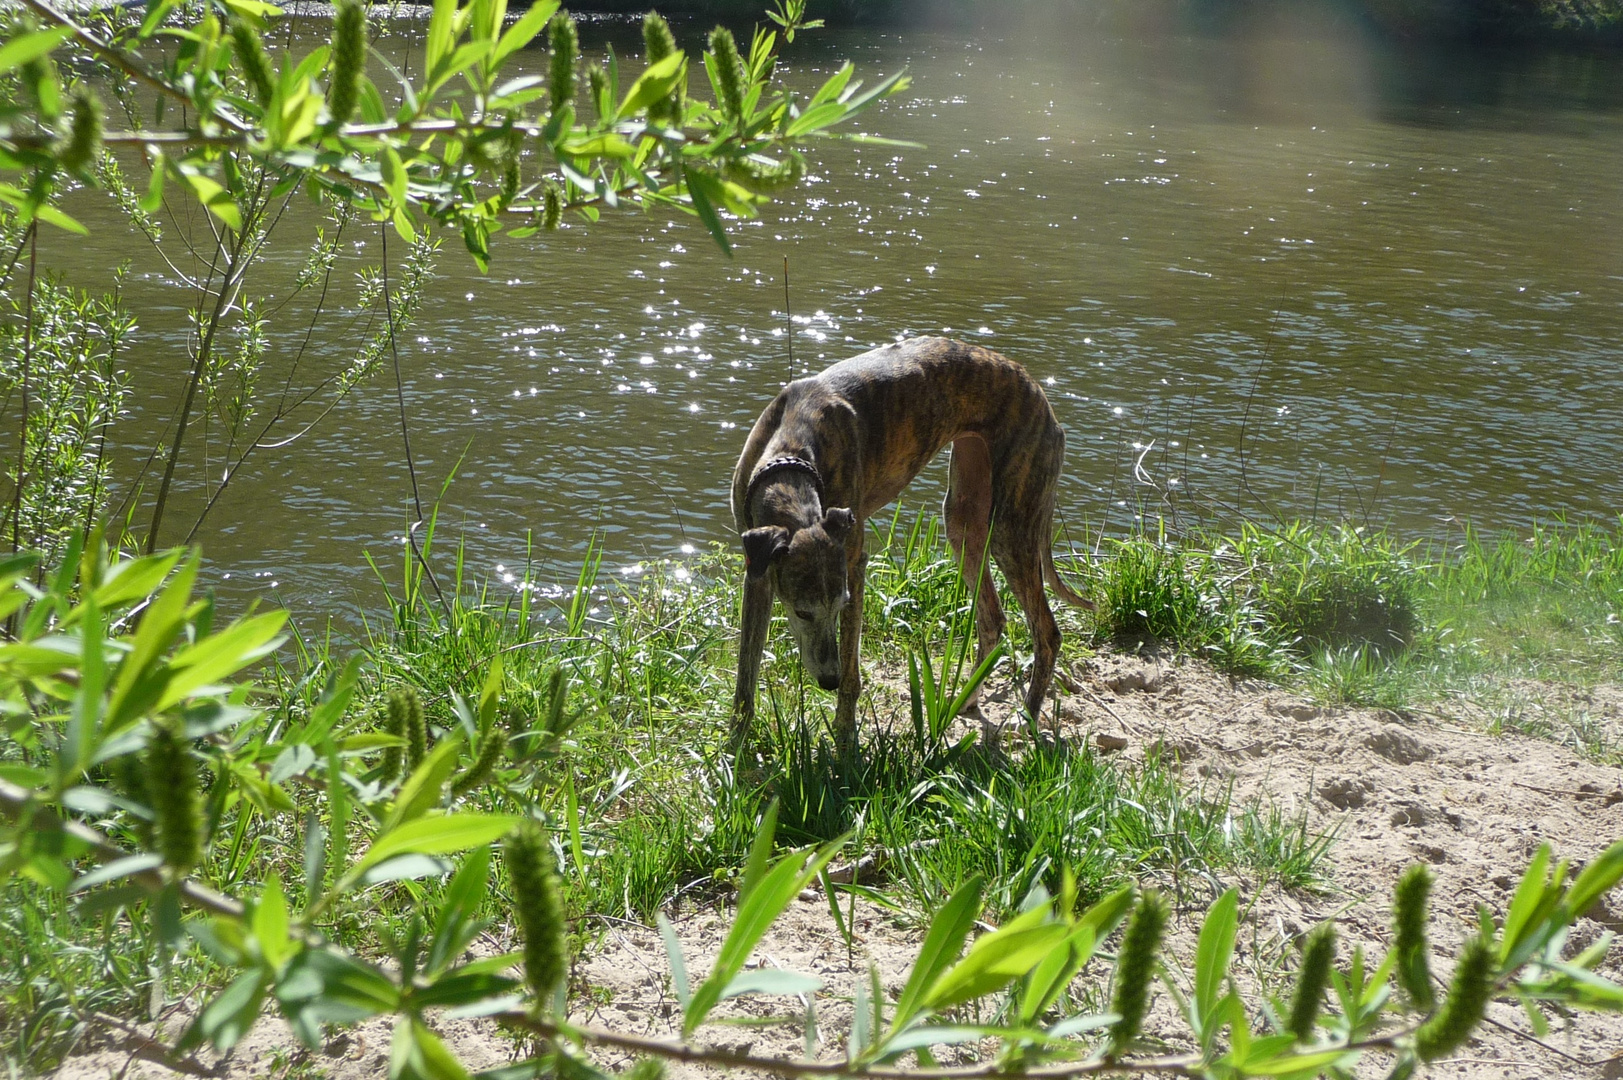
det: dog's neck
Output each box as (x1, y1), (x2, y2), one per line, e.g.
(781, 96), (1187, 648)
(748, 469), (824, 531)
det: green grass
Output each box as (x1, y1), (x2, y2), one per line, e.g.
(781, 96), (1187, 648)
(1086, 515), (1623, 758)
(11, 509), (1623, 1072)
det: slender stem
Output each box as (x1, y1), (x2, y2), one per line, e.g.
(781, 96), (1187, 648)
(499, 1011), (1215, 1080)
(783, 253), (794, 382)
(146, 212), (255, 553)
(9, 226), (37, 559)
(381, 224), (450, 619)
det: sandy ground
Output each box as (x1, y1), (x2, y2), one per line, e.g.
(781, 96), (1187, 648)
(50, 655), (1623, 1080)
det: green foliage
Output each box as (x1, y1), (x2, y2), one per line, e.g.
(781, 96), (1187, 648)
(1235, 523), (1421, 658)
(0, 270), (131, 562)
(0, 543), (1620, 1080)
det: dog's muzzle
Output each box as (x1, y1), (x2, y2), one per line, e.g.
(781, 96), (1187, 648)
(817, 672), (840, 691)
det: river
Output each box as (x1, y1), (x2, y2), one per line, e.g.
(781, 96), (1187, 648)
(40, 1), (1623, 619)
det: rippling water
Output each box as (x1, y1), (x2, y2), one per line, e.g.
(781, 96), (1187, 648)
(41, 2), (1623, 617)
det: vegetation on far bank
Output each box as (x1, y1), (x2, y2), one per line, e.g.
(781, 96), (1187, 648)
(588, 0), (1623, 46)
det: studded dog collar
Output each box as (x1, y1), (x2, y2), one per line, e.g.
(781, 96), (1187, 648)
(744, 456), (826, 525)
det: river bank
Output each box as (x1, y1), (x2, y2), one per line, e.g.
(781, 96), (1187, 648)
(6, 514), (1623, 1076)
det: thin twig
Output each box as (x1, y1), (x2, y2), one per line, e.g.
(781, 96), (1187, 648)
(381, 223), (451, 619)
(8, 224), (36, 561)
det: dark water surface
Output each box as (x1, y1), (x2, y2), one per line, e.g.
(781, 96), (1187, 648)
(44, 2), (1623, 619)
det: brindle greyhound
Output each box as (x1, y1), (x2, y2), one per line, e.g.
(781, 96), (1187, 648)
(730, 336), (1092, 745)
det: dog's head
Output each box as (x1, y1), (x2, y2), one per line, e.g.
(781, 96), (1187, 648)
(742, 507), (855, 691)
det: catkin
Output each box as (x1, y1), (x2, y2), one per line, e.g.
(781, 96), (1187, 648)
(450, 728), (505, 797)
(548, 12), (578, 114)
(1286, 922), (1337, 1042)
(642, 12), (681, 126)
(231, 20), (276, 105)
(587, 63), (608, 117)
(498, 126), (523, 205)
(507, 820), (567, 1003)
(378, 700), (404, 782)
(1392, 864), (1436, 1011)
(542, 180), (563, 230)
(387, 686), (427, 772)
(113, 752), (153, 846)
(707, 27), (745, 121)
(1413, 935), (1495, 1061)
(22, 58), (61, 123)
(327, 0), (366, 127)
(1108, 889), (1168, 1058)
(643, 11), (676, 63)
(145, 719), (201, 873)
(58, 89), (102, 174)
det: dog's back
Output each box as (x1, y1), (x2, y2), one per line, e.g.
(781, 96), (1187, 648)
(810, 337), (1064, 519)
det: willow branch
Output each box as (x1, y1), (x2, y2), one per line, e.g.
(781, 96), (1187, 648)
(18, 0), (249, 133)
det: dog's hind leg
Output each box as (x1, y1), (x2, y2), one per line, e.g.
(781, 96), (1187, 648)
(732, 573), (773, 743)
(998, 539), (1063, 734)
(944, 435), (1007, 713)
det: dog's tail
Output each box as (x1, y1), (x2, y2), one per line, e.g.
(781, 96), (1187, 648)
(1044, 545), (1096, 611)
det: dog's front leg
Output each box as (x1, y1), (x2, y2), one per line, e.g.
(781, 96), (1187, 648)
(732, 572), (773, 743)
(832, 550), (867, 750)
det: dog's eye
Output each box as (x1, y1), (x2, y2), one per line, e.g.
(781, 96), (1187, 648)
(794, 609), (814, 621)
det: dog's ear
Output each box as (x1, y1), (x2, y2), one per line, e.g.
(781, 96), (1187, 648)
(822, 507), (855, 541)
(742, 526), (791, 579)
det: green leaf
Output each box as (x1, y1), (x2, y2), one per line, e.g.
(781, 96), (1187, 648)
(721, 969), (821, 999)
(105, 550), (199, 733)
(425, 0), (457, 80)
(563, 132), (637, 160)
(180, 172), (243, 230)
(220, 0), (283, 19)
(683, 829), (843, 1035)
(477, 656), (502, 732)
(920, 911), (1069, 1013)
(616, 53), (684, 120)
(784, 100), (847, 138)
(683, 168), (732, 255)
(158, 611), (288, 709)
(0, 26), (75, 75)
(889, 874), (983, 1036)
(91, 550), (182, 611)
(490, 0), (558, 68)
(293, 653), (361, 746)
(70, 853), (164, 893)
(187, 969), (267, 1052)
(409, 1018), (471, 1080)
(1195, 888), (1240, 1028)
(252, 874), (293, 971)
(1236, 1047), (1359, 1076)
(1501, 844), (1562, 967)
(658, 912), (691, 1007)
(350, 812), (518, 878)
(1566, 839), (1623, 922)
(381, 147), (408, 206)
(383, 733), (464, 831)
(33, 203), (89, 236)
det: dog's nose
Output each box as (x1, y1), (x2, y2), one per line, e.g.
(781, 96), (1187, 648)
(817, 673), (840, 691)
